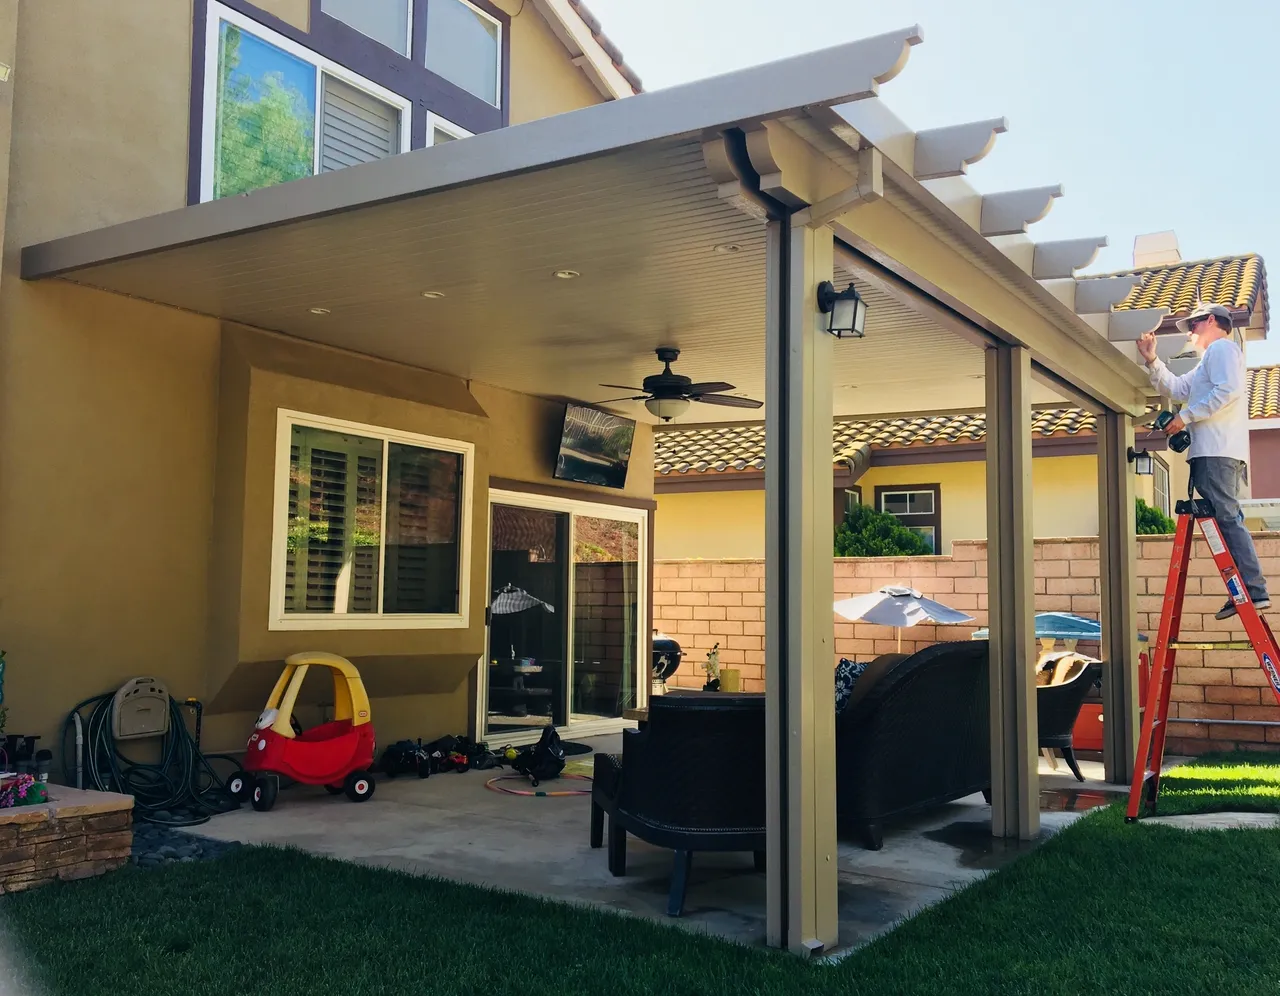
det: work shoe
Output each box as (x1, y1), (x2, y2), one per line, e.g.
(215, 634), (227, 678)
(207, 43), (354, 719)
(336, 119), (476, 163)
(1216, 598), (1272, 620)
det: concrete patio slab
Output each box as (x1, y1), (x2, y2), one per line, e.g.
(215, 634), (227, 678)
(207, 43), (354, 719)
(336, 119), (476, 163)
(192, 735), (1101, 952)
(1144, 812), (1280, 831)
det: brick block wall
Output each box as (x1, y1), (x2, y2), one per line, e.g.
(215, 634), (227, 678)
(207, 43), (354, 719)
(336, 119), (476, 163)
(574, 562), (638, 714)
(654, 532), (1280, 754)
(0, 802), (132, 894)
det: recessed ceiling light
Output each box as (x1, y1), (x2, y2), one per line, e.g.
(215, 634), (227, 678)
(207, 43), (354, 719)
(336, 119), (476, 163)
(420, 290), (446, 299)
(713, 243), (743, 255)
(308, 307), (331, 315)
(553, 269), (581, 280)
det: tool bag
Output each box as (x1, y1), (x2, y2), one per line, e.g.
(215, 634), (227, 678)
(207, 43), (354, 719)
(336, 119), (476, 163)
(511, 727), (566, 787)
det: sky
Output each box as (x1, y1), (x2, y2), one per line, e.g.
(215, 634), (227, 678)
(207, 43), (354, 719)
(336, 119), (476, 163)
(585, 0), (1280, 365)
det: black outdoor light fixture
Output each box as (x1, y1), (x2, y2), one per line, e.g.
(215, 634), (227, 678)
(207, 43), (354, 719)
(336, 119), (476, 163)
(1128, 447), (1154, 476)
(816, 280), (869, 339)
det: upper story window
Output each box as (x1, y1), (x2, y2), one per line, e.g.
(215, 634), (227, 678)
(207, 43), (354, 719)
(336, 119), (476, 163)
(425, 0), (502, 107)
(202, 2), (410, 201)
(192, 1), (499, 204)
(321, 0), (412, 57)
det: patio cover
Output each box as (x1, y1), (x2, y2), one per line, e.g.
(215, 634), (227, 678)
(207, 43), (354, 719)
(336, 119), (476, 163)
(20, 26), (1152, 955)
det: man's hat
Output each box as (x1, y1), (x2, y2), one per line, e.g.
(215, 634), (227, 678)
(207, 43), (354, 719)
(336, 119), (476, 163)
(1175, 301), (1233, 333)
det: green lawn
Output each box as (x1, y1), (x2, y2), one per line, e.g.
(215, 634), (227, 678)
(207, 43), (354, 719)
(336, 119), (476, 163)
(4, 754), (1280, 996)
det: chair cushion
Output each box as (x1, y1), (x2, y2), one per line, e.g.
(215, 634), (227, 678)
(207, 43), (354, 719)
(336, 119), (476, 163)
(835, 658), (869, 714)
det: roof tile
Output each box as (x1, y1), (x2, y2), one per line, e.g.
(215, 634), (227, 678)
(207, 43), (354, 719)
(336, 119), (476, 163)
(1086, 254), (1266, 318)
(1251, 365), (1280, 419)
(656, 369), (1280, 475)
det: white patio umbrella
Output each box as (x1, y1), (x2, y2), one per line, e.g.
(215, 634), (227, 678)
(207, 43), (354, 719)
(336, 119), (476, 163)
(833, 585), (976, 652)
(491, 583), (555, 616)
(492, 584), (556, 663)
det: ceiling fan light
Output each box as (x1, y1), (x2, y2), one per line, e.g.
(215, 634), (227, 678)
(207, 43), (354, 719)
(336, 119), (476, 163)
(645, 397), (691, 422)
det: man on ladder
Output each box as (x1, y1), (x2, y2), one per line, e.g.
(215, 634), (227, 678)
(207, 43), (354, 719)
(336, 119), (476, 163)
(1137, 303), (1270, 617)
(1129, 304), (1277, 821)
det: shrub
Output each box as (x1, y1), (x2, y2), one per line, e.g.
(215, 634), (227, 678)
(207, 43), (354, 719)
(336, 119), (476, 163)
(834, 502), (934, 557)
(1136, 497), (1176, 535)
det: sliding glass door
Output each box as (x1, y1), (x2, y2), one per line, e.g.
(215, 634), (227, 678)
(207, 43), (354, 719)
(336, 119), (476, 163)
(571, 517), (639, 722)
(484, 491), (647, 741)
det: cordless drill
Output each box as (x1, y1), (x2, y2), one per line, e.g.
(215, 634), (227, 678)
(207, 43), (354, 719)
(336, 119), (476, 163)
(1153, 410), (1191, 453)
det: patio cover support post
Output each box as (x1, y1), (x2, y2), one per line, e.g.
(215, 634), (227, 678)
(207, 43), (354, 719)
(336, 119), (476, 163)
(1097, 410), (1139, 782)
(764, 215), (839, 955)
(985, 343), (1039, 839)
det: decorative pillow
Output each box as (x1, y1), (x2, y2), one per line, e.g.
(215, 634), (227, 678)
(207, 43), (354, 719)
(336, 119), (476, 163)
(834, 658), (869, 714)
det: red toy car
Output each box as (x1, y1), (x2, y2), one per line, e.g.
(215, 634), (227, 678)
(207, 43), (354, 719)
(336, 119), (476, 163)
(228, 652), (376, 811)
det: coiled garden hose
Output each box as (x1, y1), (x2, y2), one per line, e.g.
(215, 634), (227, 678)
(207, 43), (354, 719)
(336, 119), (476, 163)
(61, 693), (241, 827)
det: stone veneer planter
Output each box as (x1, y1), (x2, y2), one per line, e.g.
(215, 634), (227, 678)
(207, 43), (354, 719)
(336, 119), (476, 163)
(0, 784), (133, 894)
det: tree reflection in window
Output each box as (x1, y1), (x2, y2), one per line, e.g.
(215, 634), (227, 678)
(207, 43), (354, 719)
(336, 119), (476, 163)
(214, 23), (315, 199)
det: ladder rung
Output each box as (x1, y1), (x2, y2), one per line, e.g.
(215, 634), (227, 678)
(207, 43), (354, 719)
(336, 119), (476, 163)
(1168, 641), (1256, 650)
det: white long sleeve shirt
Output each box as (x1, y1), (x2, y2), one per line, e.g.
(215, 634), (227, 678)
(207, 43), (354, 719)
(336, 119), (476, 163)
(1145, 337), (1251, 462)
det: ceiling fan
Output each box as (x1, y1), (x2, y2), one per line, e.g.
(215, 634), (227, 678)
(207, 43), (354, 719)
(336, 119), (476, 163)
(599, 347), (763, 422)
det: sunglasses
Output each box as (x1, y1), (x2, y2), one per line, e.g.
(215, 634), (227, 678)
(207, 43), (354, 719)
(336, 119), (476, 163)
(1186, 316), (1212, 332)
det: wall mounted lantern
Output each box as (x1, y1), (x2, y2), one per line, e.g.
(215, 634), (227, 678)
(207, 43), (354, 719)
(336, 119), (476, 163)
(816, 281), (869, 339)
(1127, 447), (1154, 476)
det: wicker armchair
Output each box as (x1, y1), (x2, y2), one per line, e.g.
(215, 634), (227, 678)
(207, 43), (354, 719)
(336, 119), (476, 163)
(836, 641), (991, 850)
(1038, 661), (1101, 782)
(590, 691), (765, 917)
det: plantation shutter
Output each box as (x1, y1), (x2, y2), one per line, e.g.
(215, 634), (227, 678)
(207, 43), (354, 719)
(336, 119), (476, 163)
(287, 436), (381, 614)
(319, 75), (400, 173)
(305, 446), (349, 612)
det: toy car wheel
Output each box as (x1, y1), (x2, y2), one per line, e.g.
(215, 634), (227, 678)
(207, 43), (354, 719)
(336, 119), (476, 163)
(226, 769), (254, 803)
(323, 784), (344, 795)
(343, 771), (375, 803)
(251, 775), (279, 812)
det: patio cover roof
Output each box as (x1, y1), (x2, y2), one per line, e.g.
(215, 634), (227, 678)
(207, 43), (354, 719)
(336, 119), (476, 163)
(20, 27), (1152, 420)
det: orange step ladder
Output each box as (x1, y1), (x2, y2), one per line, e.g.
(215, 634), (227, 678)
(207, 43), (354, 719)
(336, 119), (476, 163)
(1127, 497), (1280, 822)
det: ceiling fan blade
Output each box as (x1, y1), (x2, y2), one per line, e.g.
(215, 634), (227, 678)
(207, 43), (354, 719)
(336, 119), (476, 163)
(695, 394), (763, 409)
(686, 381), (736, 396)
(599, 384), (646, 392)
(597, 395), (649, 404)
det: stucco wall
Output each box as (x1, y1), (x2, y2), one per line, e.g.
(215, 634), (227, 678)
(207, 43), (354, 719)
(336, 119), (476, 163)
(495, 0), (606, 124)
(253, 0), (309, 30)
(656, 454), (1109, 560)
(1251, 429), (1280, 499)
(0, 0), (634, 759)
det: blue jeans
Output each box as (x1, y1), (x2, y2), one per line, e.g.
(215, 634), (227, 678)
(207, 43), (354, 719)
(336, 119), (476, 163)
(1190, 457), (1270, 602)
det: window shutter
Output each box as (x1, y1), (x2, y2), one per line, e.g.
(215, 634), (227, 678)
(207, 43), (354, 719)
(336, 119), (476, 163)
(320, 76), (399, 173)
(306, 447), (349, 612)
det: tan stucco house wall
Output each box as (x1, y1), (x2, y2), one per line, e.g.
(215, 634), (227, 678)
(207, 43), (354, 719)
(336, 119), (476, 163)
(656, 452), (1191, 560)
(0, 0), (646, 756)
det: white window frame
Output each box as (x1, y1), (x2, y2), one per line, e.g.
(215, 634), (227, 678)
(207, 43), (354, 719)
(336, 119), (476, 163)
(201, 1), (413, 203)
(879, 489), (935, 517)
(425, 0), (503, 109)
(320, 0), (415, 58)
(478, 488), (649, 744)
(269, 409), (475, 631)
(426, 111), (473, 144)
(1153, 455), (1171, 518)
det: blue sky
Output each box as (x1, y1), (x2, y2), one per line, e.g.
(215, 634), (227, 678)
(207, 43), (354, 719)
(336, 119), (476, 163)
(587, 0), (1279, 364)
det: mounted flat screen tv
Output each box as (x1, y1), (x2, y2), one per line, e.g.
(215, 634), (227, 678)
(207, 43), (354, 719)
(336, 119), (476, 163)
(554, 404), (636, 490)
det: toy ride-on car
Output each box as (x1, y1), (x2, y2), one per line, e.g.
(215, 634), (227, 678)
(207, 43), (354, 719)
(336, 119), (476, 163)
(228, 651), (376, 812)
